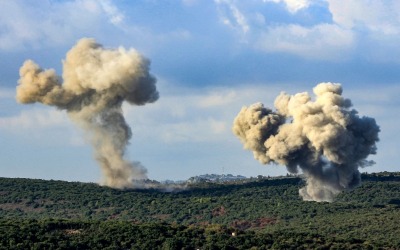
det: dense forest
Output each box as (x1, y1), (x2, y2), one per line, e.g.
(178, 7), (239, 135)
(1, 172), (399, 249)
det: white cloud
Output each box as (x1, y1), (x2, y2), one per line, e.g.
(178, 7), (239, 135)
(0, 108), (68, 130)
(325, 0), (400, 62)
(0, 1), (40, 50)
(212, 0), (358, 61)
(99, 0), (125, 25)
(327, 0), (400, 34)
(0, 0), (124, 51)
(215, 0), (249, 34)
(0, 107), (85, 146)
(209, 0), (400, 62)
(264, 0), (311, 13)
(197, 90), (236, 108)
(257, 24), (354, 60)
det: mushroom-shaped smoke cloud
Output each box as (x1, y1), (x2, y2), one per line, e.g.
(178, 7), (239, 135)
(16, 38), (159, 189)
(233, 83), (380, 202)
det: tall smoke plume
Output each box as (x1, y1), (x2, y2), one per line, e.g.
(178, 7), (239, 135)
(16, 38), (159, 189)
(233, 83), (380, 202)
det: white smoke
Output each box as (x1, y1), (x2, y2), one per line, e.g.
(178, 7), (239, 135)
(233, 83), (380, 202)
(16, 38), (159, 189)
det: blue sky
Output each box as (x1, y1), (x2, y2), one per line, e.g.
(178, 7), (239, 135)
(0, 0), (399, 182)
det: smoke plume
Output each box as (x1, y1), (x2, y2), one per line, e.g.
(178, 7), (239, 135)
(233, 83), (380, 202)
(16, 38), (159, 189)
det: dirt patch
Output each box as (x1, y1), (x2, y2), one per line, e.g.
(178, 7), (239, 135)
(212, 206), (227, 217)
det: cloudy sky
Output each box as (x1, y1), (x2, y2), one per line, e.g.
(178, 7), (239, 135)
(1, 0), (399, 183)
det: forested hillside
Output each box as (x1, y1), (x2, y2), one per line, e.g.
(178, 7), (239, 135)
(1, 172), (399, 249)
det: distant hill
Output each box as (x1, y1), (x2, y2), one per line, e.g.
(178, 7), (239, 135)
(0, 172), (399, 249)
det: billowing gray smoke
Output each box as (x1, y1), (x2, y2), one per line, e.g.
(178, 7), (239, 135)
(233, 83), (380, 202)
(16, 38), (159, 189)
